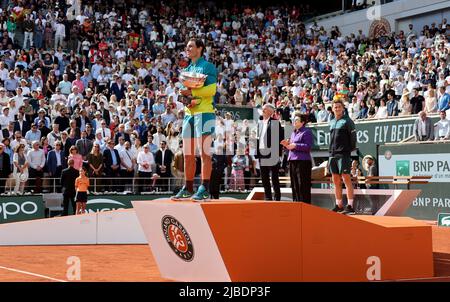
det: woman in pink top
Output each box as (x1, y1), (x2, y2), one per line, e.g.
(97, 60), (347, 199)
(68, 146), (84, 170)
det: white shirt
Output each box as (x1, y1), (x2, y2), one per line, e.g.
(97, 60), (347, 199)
(47, 131), (61, 148)
(96, 127), (111, 139)
(27, 148), (45, 169)
(55, 149), (62, 166)
(137, 150), (155, 172)
(259, 119), (269, 149)
(11, 138), (29, 153)
(375, 106), (388, 119)
(114, 144), (125, 153)
(119, 148), (135, 170)
(418, 119), (427, 137)
(54, 23), (66, 36)
(436, 119), (450, 139)
(0, 113), (14, 129)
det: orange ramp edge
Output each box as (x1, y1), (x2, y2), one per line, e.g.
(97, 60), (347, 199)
(201, 201), (302, 282)
(201, 200), (434, 282)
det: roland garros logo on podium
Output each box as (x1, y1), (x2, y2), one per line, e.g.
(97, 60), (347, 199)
(162, 215), (194, 262)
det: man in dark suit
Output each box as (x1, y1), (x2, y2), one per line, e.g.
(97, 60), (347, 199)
(2, 121), (15, 140)
(60, 158), (79, 215)
(14, 110), (31, 136)
(255, 104), (284, 201)
(47, 141), (66, 177)
(413, 111), (435, 141)
(114, 124), (130, 145)
(75, 130), (93, 161)
(75, 108), (91, 132)
(0, 143), (11, 193)
(103, 139), (121, 192)
(110, 75), (126, 103)
(154, 140), (173, 192)
(98, 101), (111, 126)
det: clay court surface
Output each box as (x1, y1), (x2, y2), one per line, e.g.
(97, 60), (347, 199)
(0, 225), (448, 282)
(0, 245), (167, 282)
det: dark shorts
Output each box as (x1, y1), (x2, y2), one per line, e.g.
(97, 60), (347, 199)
(76, 191), (88, 203)
(328, 155), (352, 175)
(182, 113), (216, 138)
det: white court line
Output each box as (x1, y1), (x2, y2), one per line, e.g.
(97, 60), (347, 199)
(0, 265), (68, 282)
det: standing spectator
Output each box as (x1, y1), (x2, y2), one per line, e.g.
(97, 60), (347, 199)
(0, 143), (12, 194)
(96, 119), (112, 140)
(47, 124), (62, 148)
(110, 75), (126, 102)
(23, 14), (34, 49)
(60, 159), (79, 216)
(13, 144), (28, 195)
(410, 88), (425, 114)
(119, 141), (136, 192)
(437, 85), (450, 112)
(87, 143), (104, 192)
(386, 92), (399, 117)
(75, 130), (93, 161)
(230, 148), (246, 191)
(399, 89), (412, 116)
(413, 111), (434, 141)
(68, 146), (83, 171)
(171, 141), (184, 191)
(46, 141), (66, 190)
(137, 143), (155, 193)
(54, 17), (66, 49)
(103, 139), (121, 192)
(425, 85), (438, 114)
(281, 114), (313, 203)
(27, 140), (46, 193)
(154, 141), (173, 192)
(434, 111), (450, 140)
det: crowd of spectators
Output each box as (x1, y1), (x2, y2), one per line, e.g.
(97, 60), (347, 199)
(0, 0), (448, 194)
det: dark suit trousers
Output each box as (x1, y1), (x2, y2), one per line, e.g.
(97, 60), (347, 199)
(210, 170), (224, 199)
(53, 166), (63, 192)
(120, 169), (134, 191)
(0, 174), (7, 193)
(259, 161), (281, 201)
(63, 193), (76, 216)
(289, 160), (312, 203)
(29, 168), (44, 193)
(105, 168), (120, 191)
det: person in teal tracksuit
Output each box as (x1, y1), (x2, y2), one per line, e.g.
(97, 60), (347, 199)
(172, 38), (217, 201)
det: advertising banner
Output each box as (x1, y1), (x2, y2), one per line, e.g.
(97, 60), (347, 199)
(0, 196), (45, 224)
(310, 116), (440, 157)
(379, 142), (450, 220)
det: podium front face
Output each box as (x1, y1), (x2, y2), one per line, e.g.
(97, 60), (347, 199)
(132, 200), (434, 282)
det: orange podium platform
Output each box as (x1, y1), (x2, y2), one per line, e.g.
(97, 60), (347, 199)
(132, 200), (434, 282)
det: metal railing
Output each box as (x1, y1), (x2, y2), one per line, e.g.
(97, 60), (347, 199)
(0, 176), (274, 195)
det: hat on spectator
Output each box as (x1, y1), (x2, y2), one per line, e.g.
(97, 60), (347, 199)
(363, 155), (375, 161)
(95, 111), (102, 116)
(38, 108), (46, 113)
(2, 107), (9, 111)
